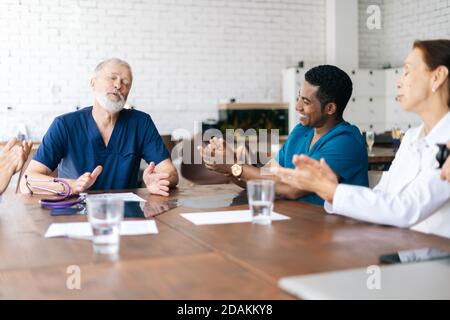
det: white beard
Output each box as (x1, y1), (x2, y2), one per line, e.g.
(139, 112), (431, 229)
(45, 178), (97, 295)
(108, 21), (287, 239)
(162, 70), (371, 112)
(95, 92), (126, 114)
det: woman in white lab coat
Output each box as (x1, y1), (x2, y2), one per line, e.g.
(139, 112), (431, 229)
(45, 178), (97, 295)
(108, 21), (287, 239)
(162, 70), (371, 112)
(273, 39), (450, 238)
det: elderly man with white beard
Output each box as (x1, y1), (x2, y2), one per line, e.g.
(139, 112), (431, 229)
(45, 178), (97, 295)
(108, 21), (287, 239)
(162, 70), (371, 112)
(21, 58), (178, 196)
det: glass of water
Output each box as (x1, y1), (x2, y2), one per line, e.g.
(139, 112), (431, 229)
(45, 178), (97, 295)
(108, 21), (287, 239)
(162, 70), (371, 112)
(247, 180), (275, 225)
(86, 198), (124, 255)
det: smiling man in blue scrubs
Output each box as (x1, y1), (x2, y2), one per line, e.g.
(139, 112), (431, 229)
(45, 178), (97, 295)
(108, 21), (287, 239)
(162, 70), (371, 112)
(21, 58), (178, 196)
(200, 65), (368, 205)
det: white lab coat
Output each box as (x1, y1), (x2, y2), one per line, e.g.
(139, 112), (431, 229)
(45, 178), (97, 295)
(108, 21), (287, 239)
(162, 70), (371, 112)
(325, 112), (450, 239)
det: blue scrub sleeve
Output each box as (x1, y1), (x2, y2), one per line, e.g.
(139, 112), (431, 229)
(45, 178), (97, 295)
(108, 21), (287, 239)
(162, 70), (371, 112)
(310, 135), (366, 181)
(141, 116), (170, 165)
(275, 143), (286, 167)
(33, 117), (67, 172)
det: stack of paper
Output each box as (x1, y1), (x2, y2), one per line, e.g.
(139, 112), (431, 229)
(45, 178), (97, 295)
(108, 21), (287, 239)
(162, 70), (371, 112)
(86, 192), (146, 202)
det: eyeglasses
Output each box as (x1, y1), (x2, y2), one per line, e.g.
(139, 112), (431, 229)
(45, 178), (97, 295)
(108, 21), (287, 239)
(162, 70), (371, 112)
(24, 175), (85, 209)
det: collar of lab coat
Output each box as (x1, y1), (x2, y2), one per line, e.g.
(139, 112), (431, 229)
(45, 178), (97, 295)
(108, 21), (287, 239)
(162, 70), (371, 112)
(410, 111), (450, 148)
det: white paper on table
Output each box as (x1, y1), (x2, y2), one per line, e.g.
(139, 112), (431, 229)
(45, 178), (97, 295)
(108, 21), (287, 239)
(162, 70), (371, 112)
(45, 222), (92, 239)
(44, 220), (158, 239)
(120, 220), (158, 235)
(180, 210), (290, 225)
(86, 192), (146, 202)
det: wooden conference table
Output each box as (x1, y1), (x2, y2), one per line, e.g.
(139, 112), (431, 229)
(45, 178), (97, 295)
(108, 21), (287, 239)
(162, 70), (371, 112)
(369, 147), (396, 164)
(1, 184), (449, 299)
(368, 147), (396, 171)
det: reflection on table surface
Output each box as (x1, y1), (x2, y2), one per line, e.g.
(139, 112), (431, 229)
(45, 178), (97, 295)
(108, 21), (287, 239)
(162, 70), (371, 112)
(141, 190), (249, 217)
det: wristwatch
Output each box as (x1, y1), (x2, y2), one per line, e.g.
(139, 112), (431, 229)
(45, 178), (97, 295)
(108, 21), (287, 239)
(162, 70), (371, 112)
(231, 164), (243, 179)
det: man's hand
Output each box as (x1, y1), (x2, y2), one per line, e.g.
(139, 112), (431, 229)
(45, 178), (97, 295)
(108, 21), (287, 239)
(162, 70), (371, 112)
(71, 165), (103, 194)
(143, 161), (170, 196)
(198, 137), (235, 175)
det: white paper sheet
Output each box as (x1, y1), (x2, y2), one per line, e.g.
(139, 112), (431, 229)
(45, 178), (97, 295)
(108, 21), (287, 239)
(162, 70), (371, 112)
(45, 220), (158, 239)
(180, 210), (290, 225)
(86, 192), (146, 202)
(120, 220), (158, 235)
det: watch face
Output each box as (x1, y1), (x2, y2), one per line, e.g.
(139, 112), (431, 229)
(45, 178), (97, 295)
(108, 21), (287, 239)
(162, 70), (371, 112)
(232, 164), (242, 177)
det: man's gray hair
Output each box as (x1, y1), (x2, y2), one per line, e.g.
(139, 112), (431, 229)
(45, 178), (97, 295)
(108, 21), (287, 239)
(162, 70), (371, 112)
(94, 58), (133, 81)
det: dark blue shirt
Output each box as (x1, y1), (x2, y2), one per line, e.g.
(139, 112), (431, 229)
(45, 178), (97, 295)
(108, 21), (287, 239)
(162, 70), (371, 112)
(276, 122), (369, 205)
(34, 106), (169, 190)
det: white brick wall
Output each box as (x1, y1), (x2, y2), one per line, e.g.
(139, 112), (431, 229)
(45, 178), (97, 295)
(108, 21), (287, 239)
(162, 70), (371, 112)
(383, 0), (450, 67)
(0, 0), (326, 140)
(358, 0), (384, 68)
(359, 0), (450, 68)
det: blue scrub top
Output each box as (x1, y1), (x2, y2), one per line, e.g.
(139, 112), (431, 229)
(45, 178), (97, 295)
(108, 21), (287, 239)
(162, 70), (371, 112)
(276, 121), (368, 205)
(34, 106), (170, 190)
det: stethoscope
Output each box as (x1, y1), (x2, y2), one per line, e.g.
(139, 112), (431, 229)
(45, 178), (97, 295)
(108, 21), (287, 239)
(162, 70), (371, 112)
(39, 180), (86, 209)
(25, 175), (86, 209)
